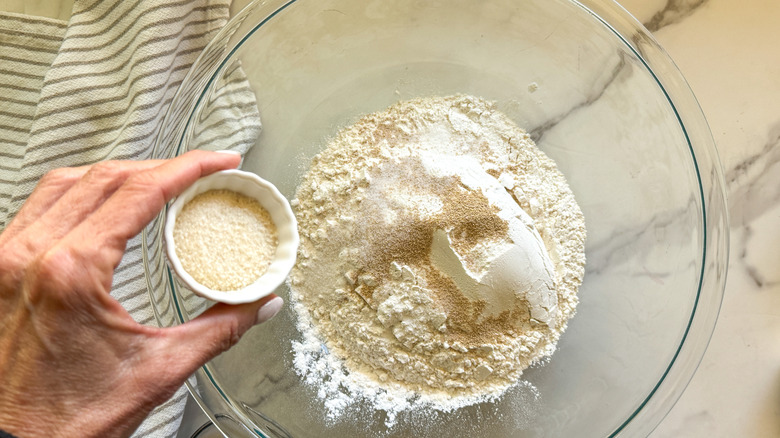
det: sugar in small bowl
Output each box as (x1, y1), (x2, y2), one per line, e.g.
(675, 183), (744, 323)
(164, 169), (298, 304)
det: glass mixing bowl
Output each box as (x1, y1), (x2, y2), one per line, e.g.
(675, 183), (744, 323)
(143, 0), (729, 437)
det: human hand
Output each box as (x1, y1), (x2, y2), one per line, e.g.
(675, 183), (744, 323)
(0, 150), (283, 438)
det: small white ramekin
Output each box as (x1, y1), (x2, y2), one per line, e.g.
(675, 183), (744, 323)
(164, 169), (299, 304)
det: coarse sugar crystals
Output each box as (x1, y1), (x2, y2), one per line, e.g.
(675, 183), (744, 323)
(173, 189), (278, 291)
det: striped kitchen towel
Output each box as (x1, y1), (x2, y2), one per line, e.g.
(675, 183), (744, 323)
(0, 1), (261, 437)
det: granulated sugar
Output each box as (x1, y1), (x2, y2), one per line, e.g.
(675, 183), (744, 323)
(289, 95), (586, 426)
(173, 189), (278, 291)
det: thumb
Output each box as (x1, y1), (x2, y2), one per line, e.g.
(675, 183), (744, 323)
(152, 295), (284, 384)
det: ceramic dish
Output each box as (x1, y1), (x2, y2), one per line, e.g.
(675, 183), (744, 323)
(164, 169), (298, 305)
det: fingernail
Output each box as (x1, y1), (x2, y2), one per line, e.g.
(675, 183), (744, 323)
(255, 296), (284, 325)
(215, 149), (241, 156)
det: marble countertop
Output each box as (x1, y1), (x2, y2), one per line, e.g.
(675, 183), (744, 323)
(620, 0), (780, 436)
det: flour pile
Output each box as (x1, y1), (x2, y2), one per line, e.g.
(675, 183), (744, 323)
(288, 95), (586, 425)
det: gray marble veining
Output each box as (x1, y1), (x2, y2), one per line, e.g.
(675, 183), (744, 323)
(726, 120), (780, 226)
(642, 0), (710, 32)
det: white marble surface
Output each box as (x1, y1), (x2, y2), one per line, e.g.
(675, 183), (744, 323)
(619, 0), (780, 436)
(2, 0), (776, 436)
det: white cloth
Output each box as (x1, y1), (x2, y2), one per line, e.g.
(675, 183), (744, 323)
(0, 1), (260, 437)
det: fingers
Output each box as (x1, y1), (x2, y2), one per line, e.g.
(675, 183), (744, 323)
(0, 166), (90, 247)
(63, 150), (241, 271)
(18, 160), (166, 254)
(152, 295), (283, 383)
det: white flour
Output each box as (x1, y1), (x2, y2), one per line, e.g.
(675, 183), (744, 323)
(289, 95), (586, 426)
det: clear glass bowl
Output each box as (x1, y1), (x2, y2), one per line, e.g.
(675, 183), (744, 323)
(143, 1), (729, 437)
